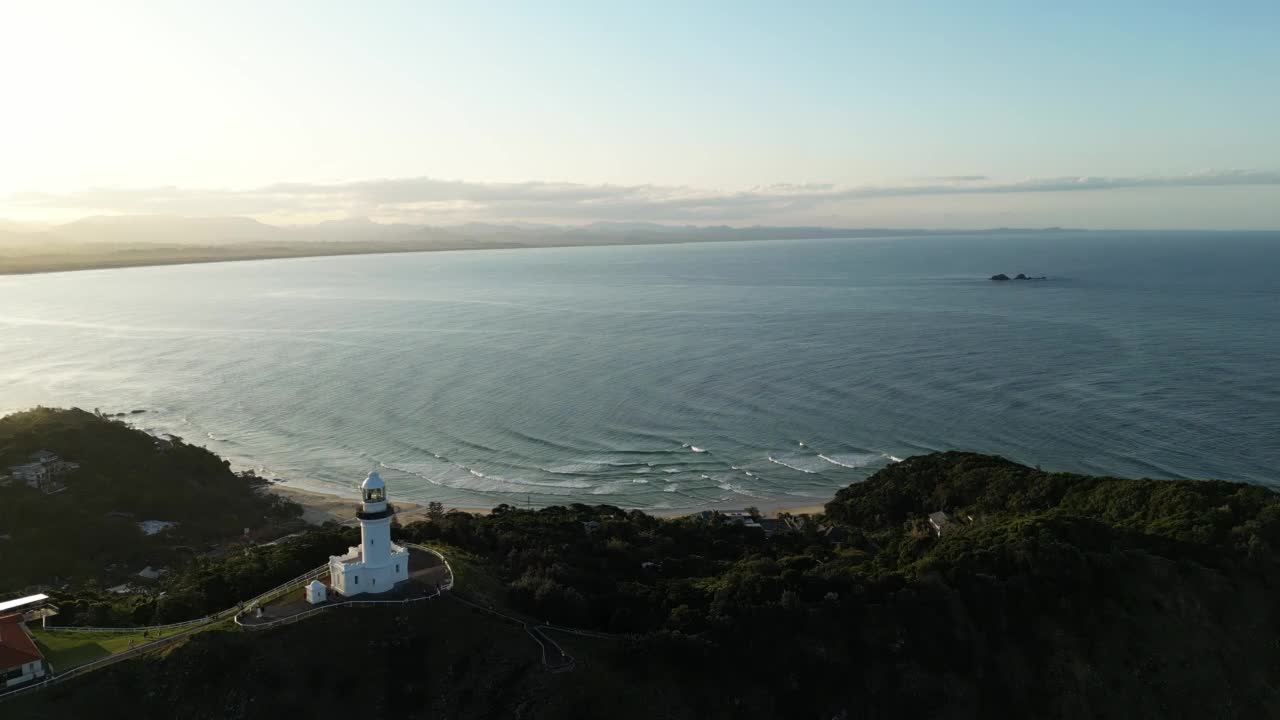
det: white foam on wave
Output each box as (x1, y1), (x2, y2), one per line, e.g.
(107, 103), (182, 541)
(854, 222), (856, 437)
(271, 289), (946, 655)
(887, 455), (904, 463)
(818, 453), (883, 469)
(767, 455), (817, 474)
(689, 446), (706, 453)
(631, 478), (649, 484)
(716, 481), (762, 498)
(543, 462), (599, 475)
(663, 484), (679, 492)
(382, 460), (594, 493)
(545, 457), (658, 475)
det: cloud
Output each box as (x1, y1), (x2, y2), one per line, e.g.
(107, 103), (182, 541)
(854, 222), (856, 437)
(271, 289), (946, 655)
(7, 169), (1279, 224)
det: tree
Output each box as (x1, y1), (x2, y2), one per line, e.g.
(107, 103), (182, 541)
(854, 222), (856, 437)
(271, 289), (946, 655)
(427, 501), (445, 522)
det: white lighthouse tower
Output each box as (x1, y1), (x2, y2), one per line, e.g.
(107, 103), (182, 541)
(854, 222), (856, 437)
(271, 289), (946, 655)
(328, 470), (410, 596)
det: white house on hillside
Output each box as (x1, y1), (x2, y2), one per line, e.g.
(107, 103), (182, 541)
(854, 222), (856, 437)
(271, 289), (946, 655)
(327, 471), (409, 596)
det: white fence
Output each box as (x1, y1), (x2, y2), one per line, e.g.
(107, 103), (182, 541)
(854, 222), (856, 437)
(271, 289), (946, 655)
(235, 544), (454, 631)
(234, 588), (444, 631)
(0, 612), (212, 703)
(406, 544), (455, 591)
(41, 563), (330, 634)
(42, 616), (216, 635)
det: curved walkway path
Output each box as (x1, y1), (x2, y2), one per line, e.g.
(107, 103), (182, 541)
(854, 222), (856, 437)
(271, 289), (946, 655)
(448, 594), (579, 673)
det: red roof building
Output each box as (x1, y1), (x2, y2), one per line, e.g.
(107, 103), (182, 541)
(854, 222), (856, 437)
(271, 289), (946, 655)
(0, 613), (47, 688)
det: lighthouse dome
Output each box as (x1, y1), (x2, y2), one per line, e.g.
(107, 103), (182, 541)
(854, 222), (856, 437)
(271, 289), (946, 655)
(361, 470), (385, 490)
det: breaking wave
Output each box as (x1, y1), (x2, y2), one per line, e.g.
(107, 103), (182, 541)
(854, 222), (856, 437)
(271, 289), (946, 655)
(767, 455), (817, 474)
(818, 453), (884, 469)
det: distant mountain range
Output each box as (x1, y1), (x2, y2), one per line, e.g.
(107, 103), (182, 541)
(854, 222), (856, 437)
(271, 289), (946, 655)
(1, 214), (1074, 247)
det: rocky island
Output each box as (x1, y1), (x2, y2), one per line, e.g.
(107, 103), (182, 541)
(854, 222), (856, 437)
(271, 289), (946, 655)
(991, 272), (1048, 281)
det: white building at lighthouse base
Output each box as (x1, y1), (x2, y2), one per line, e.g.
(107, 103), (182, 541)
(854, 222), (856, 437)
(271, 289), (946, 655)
(328, 470), (410, 596)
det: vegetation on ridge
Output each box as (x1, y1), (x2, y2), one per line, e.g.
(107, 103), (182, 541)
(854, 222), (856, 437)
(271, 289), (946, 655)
(5, 414), (1279, 718)
(0, 407), (302, 593)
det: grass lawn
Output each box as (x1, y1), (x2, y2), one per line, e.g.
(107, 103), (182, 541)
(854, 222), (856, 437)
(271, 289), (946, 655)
(30, 626), (183, 671)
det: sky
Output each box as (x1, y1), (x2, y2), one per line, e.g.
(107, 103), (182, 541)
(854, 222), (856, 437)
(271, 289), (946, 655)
(1, 1), (1278, 228)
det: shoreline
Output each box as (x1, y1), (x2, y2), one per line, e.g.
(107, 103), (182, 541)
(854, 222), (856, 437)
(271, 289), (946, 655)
(266, 482), (828, 526)
(0, 243), (528, 277)
(0, 226), (1087, 278)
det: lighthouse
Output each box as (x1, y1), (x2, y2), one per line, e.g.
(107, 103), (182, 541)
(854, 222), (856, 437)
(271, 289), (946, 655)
(327, 470), (410, 596)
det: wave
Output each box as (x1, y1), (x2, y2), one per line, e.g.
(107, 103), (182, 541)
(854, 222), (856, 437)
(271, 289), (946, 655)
(542, 463), (601, 476)
(767, 455), (817, 474)
(716, 481), (762, 498)
(381, 460), (594, 492)
(544, 457), (665, 475)
(663, 484), (679, 492)
(503, 428), (590, 456)
(818, 453), (883, 469)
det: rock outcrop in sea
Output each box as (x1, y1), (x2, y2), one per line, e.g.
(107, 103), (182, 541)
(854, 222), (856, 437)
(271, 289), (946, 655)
(990, 273), (1047, 281)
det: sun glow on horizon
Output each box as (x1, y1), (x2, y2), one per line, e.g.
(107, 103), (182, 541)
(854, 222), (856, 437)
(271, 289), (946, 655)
(1, 1), (1278, 228)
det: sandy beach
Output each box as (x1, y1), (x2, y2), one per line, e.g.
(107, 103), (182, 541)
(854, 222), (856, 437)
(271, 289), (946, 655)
(266, 483), (493, 525)
(267, 482), (828, 525)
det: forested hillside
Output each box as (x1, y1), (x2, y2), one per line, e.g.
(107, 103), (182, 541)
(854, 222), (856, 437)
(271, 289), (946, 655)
(0, 408), (301, 592)
(11, 451), (1278, 718)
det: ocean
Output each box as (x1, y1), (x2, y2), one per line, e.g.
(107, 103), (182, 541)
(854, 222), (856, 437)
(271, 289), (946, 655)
(2, 231), (1278, 510)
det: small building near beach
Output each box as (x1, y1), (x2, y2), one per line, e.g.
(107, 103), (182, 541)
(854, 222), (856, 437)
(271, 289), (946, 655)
(327, 471), (410, 596)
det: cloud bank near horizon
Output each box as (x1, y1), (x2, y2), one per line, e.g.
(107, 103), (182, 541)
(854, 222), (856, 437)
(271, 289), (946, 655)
(5, 169), (1280, 226)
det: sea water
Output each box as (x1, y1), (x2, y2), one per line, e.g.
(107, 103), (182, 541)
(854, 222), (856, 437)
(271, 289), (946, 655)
(1, 231), (1277, 510)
